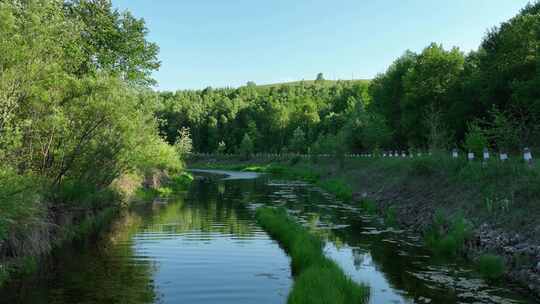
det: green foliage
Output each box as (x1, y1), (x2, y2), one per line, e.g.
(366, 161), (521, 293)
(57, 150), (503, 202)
(290, 127), (307, 153)
(64, 0), (160, 85)
(359, 199), (377, 214)
(477, 254), (505, 281)
(216, 140), (227, 154)
(174, 127), (193, 159)
(383, 206), (397, 226)
(464, 122), (488, 156)
(317, 179), (353, 202)
(0, 168), (43, 242)
(425, 212), (473, 257)
(0, 265), (8, 287)
(255, 208), (369, 304)
(0, 0), (184, 275)
(170, 172), (194, 191)
(238, 133), (254, 159)
(243, 164), (320, 183)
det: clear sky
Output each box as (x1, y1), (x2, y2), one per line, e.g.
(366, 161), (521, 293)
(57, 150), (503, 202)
(112, 0), (532, 91)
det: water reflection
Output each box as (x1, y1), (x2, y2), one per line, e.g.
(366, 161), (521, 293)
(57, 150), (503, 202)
(1, 173), (536, 304)
(1, 178), (291, 304)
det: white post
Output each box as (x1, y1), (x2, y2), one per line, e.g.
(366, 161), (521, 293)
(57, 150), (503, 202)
(468, 152), (475, 161)
(524, 147), (533, 166)
(483, 148), (490, 161)
(499, 152), (508, 161)
(452, 148), (459, 159)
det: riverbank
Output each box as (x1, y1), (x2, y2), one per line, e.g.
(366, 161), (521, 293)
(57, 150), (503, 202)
(189, 155), (540, 298)
(0, 170), (193, 287)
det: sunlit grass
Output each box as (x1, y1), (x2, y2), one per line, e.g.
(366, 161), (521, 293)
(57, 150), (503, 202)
(256, 207), (369, 304)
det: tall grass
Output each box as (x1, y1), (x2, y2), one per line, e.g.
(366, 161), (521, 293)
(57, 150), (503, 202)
(317, 179), (353, 202)
(256, 207), (369, 304)
(424, 212), (472, 257)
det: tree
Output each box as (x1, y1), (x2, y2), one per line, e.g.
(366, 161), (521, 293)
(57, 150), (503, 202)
(217, 141), (227, 155)
(238, 133), (254, 159)
(290, 127), (306, 153)
(316, 73), (325, 82)
(401, 43), (464, 146)
(65, 0), (160, 85)
(175, 127), (193, 157)
(369, 51), (417, 147)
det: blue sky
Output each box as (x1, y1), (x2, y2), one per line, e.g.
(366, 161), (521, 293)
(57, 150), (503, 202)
(113, 0), (532, 91)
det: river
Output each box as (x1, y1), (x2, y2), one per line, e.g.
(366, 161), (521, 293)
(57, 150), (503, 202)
(1, 170), (536, 303)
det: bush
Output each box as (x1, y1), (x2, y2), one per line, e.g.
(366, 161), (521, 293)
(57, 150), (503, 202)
(170, 172), (194, 191)
(318, 179), (353, 202)
(464, 122), (488, 156)
(359, 199), (377, 214)
(477, 254), (505, 281)
(425, 212), (472, 257)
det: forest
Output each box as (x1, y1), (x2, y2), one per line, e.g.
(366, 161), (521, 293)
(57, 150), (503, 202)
(158, 3), (540, 157)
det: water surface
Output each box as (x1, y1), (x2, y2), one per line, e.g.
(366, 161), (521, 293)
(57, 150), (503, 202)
(1, 170), (536, 304)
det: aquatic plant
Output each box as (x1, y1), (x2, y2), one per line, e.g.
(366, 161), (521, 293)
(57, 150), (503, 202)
(477, 254), (505, 281)
(317, 179), (353, 202)
(425, 212), (472, 257)
(256, 207), (369, 304)
(358, 199), (377, 214)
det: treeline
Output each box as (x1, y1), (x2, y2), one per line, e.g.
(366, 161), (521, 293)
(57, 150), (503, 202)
(160, 2), (540, 157)
(0, 0), (181, 261)
(157, 79), (370, 154)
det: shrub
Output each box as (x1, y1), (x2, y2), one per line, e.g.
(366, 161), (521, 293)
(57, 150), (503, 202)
(317, 179), (353, 202)
(425, 212), (472, 257)
(170, 172), (194, 191)
(359, 199), (377, 214)
(477, 254), (505, 281)
(464, 122), (488, 156)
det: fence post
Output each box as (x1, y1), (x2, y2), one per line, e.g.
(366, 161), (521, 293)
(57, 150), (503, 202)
(452, 148), (459, 159)
(499, 151), (508, 161)
(468, 151), (475, 161)
(524, 147), (533, 167)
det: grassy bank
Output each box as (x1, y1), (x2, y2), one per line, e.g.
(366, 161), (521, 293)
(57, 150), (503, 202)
(256, 207), (369, 304)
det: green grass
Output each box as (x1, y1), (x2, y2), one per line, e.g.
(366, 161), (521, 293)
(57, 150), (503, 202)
(256, 207), (369, 304)
(477, 254), (505, 281)
(425, 212), (472, 257)
(0, 264), (8, 287)
(317, 179), (353, 202)
(358, 199), (377, 214)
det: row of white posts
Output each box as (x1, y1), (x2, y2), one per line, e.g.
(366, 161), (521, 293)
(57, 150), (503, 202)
(191, 148), (534, 164)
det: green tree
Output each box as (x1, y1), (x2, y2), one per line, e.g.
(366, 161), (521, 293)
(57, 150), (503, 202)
(401, 43), (465, 146)
(238, 133), (254, 159)
(290, 127), (306, 153)
(65, 0), (160, 85)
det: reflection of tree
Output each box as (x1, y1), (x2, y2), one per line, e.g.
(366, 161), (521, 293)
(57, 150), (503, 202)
(143, 181), (258, 237)
(352, 248), (367, 270)
(1, 211), (159, 304)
